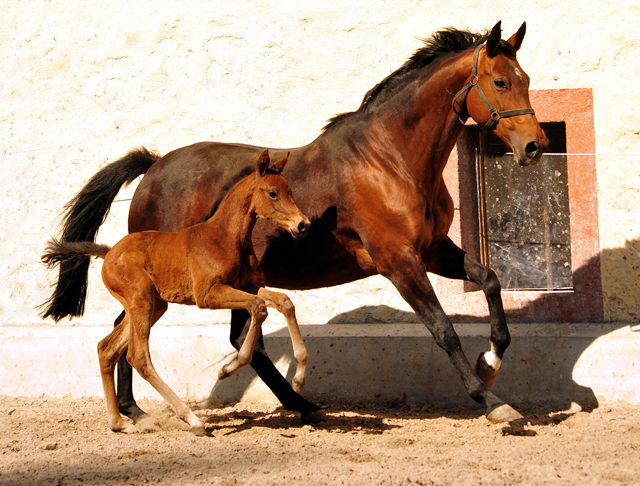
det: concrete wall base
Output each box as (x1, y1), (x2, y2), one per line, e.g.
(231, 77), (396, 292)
(2, 323), (638, 411)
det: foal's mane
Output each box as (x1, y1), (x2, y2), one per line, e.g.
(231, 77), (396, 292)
(192, 166), (255, 225)
(192, 164), (287, 226)
(323, 27), (516, 131)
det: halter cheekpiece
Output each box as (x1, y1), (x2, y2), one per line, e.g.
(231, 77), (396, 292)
(452, 44), (535, 130)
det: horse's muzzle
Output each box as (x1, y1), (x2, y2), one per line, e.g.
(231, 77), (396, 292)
(291, 219), (311, 240)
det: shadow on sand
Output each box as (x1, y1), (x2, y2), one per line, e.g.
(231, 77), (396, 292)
(205, 240), (639, 417)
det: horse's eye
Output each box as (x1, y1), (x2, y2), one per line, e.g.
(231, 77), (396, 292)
(268, 191), (278, 199)
(494, 78), (507, 89)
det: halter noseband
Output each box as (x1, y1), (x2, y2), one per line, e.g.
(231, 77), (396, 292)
(452, 44), (535, 130)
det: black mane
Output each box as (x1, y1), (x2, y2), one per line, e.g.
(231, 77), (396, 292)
(323, 27), (516, 131)
(191, 165), (255, 225)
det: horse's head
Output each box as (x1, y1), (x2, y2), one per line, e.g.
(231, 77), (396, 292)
(464, 21), (549, 166)
(253, 150), (310, 240)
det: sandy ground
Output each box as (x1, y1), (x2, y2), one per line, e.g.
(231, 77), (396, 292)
(1, 396), (640, 486)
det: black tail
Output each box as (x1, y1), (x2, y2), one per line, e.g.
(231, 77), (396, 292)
(40, 147), (160, 321)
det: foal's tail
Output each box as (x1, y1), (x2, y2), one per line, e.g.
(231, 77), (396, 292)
(39, 147), (160, 322)
(42, 240), (112, 266)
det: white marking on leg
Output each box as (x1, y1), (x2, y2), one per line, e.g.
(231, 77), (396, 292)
(484, 343), (502, 371)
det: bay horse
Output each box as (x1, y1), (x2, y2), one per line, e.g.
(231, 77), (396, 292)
(41, 22), (548, 424)
(42, 151), (311, 435)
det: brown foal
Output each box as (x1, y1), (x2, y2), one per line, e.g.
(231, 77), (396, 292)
(43, 150), (311, 435)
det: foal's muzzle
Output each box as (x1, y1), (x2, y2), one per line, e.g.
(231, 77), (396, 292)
(291, 218), (310, 240)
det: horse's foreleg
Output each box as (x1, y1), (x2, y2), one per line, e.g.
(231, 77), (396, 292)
(229, 309), (325, 424)
(379, 247), (521, 423)
(257, 287), (309, 393)
(423, 238), (509, 388)
(113, 311), (148, 423)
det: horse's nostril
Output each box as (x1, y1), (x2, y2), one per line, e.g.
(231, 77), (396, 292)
(298, 221), (309, 234)
(525, 141), (539, 157)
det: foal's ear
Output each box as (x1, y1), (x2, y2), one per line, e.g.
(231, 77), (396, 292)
(486, 20), (502, 58)
(271, 152), (290, 174)
(506, 22), (526, 52)
(257, 150), (270, 176)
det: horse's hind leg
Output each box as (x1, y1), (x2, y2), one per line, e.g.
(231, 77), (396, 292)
(422, 238), (509, 388)
(97, 315), (137, 434)
(257, 287), (309, 393)
(113, 310), (148, 423)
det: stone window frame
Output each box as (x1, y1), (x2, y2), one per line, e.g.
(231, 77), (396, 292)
(442, 88), (603, 322)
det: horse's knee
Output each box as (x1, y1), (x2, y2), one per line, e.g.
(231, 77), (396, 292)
(297, 350), (309, 366)
(280, 296), (295, 317)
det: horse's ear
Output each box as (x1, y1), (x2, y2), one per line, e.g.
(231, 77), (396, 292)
(506, 22), (526, 52)
(486, 20), (502, 58)
(272, 152), (290, 174)
(257, 150), (270, 176)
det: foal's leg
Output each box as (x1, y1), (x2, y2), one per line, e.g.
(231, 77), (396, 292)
(97, 314), (137, 434)
(423, 237), (509, 388)
(200, 284), (268, 379)
(229, 309), (325, 424)
(126, 296), (207, 436)
(257, 287), (309, 393)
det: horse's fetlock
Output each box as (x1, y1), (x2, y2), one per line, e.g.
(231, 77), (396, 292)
(252, 300), (268, 322)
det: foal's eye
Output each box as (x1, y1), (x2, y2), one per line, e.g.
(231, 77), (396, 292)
(268, 191), (278, 199)
(494, 78), (507, 89)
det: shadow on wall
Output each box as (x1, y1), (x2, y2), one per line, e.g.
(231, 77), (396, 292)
(206, 241), (640, 413)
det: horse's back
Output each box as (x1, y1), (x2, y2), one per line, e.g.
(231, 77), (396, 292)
(129, 142), (266, 233)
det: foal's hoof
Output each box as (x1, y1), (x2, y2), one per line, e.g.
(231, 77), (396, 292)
(218, 366), (231, 380)
(301, 409), (327, 425)
(476, 353), (498, 388)
(110, 422), (138, 434)
(191, 426), (208, 437)
(292, 379), (305, 394)
(486, 404), (523, 424)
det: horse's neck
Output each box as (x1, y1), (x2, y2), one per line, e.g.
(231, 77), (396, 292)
(201, 176), (257, 250)
(368, 50), (473, 189)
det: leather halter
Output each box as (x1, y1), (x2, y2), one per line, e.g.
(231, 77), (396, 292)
(452, 44), (535, 130)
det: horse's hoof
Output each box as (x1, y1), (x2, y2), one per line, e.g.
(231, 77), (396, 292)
(301, 409), (327, 425)
(476, 353), (497, 388)
(111, 422), (138, 434)
(191, 426), (208, 437)
(292, 380), (305, 394)
(119, 403), (149, 424)
(218, 366), (230, 380)
(486, 404), (523, 424)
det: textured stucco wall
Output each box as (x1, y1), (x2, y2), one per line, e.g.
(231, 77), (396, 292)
(1, 0), (639, 327)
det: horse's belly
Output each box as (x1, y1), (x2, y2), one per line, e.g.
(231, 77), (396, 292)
(251, 222), (371, 290)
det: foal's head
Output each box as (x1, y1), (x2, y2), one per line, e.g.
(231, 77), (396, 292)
(253, 150), (310, 240)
